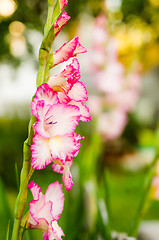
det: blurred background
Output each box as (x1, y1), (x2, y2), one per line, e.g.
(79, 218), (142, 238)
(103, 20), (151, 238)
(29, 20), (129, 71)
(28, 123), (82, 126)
(1, 0), (159, 239)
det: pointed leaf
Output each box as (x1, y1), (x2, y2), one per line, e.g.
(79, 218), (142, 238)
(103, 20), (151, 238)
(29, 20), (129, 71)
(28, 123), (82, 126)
(6, 220), (10, 240)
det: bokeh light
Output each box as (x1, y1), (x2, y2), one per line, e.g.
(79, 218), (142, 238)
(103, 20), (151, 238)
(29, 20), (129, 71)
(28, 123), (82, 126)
(0, 0), (17, 18)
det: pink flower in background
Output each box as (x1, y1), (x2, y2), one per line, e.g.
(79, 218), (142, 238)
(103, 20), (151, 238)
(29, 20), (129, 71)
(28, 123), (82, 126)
(95, 61), (124, 94)
(86, 13), (142, 141)
(28, 181), (64, 240)
(97, 110), (127, 140)
(53, 36), (87, 66)
(54, 11), (70, 38)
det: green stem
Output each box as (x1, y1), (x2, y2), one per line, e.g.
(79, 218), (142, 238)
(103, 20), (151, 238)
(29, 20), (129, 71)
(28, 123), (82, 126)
(11, 117), (35, 240)
(129, 149), (159, 237)
(44, 5), (54, 37)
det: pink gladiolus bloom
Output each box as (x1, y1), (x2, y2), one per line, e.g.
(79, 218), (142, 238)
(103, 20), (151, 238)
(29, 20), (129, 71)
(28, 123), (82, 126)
(28, 181), (64, 240)
(48, 58), (91, 122)
(59, 0), (68, 11)
(97, 110), (127, 140)
(31, 100), (81, 168)
(54, 11), (70, 38)
(48, 58), (80, 94)
(95, 61), (124, 94)
(53, 36), (87, 66)
(31, 84), (84, 189)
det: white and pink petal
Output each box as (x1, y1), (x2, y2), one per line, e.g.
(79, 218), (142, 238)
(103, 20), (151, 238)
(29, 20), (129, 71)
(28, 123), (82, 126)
(54, 11), (70, 38)
(31, 134), (52, 170)
(62, 161), (74, 190)
(45, 181), (64, 221)
(44, 103), (80, 137)
(69, 100), (91, 122)
(31, 84), (59, 117)
(53, 36), (87, 66)
(49, 134), (81, 163)
(28, 181), (42, 200)
(68, 81), (88, 101)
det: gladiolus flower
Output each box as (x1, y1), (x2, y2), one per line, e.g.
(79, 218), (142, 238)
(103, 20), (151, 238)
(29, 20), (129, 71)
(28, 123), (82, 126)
(53, 36), (87, 66)
(48, 58), (80, 93)
(28, 181), (64, 240)
(54, 11), (70, 38)
(48, 59), (91, 122)
(31, 84), (84, 189)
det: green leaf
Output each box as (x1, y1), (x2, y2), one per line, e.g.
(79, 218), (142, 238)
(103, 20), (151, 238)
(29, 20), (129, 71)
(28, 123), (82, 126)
(6, 220), (10, 240)
(21, 221), (27, 240)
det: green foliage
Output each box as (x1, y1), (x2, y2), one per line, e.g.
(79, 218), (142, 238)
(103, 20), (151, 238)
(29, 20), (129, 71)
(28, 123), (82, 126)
(0, 117), (28, 188)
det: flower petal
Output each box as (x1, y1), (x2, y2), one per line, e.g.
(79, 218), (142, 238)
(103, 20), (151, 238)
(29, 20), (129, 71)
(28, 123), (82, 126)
(53, 36), (87, 66)
(54, 11), (70, 38)
(59, 0), (68, 11)
(49, 134), (81, 163)
(44, 103), (80, 137)
(31, 134), (52, 170)
(68, 81), (88, 101)
(62, 161), (74, 190)
(43, 221), (64, 240)
(69, 100), (91, 122)
(48, 58), (80, 93)
(45, 181), (64, 220)
(31, 83), (59, 118)
(28, 181), (42, 200)
(33, 101), (50, 138)
(51, 220), (65, 240)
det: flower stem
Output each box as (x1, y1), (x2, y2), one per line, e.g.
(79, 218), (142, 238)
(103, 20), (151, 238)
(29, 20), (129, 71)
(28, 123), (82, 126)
(11, 117), (35, 240)
(44, 5), (54, 37)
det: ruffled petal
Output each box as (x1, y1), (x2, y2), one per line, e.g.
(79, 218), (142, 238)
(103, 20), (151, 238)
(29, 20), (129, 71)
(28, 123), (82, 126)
(68, 81), (88, 101)
(44, 103), (80, 137)
(37, 201), (53, 227)
(43, 221), (64, 240)
(29, 197), (45, 227)
(69, 100), (91, 122)
(53, 36), (87, 66)
(62, 161), (74, 190)
(33, 101), (50, 138)
(48, 58), (80, 93)
(31, 134), (52, 170)
(45, 181), (64, 220)
(51, 221), (65, 240)
(49, 134), (81, 163)
(54, 11), (70, 38)
(31, 83), (59, 118)
(28, 181), (42, 200)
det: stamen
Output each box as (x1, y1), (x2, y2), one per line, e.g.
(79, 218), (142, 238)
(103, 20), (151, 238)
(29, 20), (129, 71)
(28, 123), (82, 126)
(46, 121), (57, 125)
